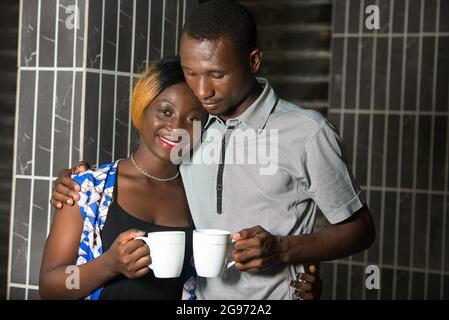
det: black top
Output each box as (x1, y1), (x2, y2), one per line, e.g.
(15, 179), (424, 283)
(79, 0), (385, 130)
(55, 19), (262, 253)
(99, 174), (194, 300)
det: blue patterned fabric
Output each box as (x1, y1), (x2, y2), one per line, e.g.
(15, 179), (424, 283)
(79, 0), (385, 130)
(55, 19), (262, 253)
(72, 160), (196, 300)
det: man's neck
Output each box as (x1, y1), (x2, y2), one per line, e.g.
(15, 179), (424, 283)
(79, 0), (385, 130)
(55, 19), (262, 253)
(220, 79), (263, 122)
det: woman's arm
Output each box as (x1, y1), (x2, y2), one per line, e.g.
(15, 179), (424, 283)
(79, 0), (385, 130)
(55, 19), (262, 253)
(39, 203), (149, 299)
(39, 203), (113, 299)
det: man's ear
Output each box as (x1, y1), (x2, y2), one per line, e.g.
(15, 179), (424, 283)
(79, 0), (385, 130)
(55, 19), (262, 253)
(249, 48), (262, 74)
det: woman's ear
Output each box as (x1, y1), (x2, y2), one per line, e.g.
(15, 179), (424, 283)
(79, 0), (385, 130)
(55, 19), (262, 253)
(249, 48), (263, 74)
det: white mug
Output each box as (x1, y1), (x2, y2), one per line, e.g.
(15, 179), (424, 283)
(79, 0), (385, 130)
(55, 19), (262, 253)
(193, 229), (236, 277)
(135, 231), (185, 278)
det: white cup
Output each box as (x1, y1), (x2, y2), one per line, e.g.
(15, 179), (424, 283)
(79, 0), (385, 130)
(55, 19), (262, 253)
(135, 231), (185, 278)
(193, 229), (236, 277)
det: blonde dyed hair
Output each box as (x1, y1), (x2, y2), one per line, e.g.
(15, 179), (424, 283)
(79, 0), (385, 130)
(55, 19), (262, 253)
(131, 57), (185, 131)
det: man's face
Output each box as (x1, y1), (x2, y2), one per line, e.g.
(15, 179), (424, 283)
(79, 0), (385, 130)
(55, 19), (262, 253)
(180, 34), (260, 119)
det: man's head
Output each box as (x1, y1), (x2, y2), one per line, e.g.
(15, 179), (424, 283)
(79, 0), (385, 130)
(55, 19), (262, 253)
(180, 0), (262, 119)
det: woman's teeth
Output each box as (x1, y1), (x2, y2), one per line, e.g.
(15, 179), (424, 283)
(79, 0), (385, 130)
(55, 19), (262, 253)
(160, 136), (179, 146)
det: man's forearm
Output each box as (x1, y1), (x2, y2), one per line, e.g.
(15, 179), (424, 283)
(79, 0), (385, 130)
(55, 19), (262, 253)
(278, 206), (375, 264)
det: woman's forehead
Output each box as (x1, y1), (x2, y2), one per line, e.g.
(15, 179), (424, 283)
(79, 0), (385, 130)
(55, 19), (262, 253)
(155, 83), (201, 106)
(159, 82), (191, 97)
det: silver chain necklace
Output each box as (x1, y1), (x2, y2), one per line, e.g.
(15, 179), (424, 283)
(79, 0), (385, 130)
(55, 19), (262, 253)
(130, 153), (179, 182)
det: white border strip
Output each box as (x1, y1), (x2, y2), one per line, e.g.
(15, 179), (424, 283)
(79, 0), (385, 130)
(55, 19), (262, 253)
(112, 0), (121, 161)
(95, 0), (105, 166)
(329, 109), (449, 116)
(127, 0), (136, 156)
(79, 0), (90, 161)
(16, 175), (57, 181)
(47, 0), (59, 236)
(24, 0), (42, 300)
(324, 260), (449, 276)
(69, 0), (79, 171)
(332, 32), (449, 38)
(10, 283), (39, 290)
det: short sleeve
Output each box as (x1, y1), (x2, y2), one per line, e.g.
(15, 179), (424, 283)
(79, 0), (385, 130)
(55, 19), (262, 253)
(302, 121), (365, 224)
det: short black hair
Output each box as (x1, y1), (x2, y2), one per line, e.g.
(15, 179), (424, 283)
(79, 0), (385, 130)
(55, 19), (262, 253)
(154, 56), (185, 96)
(182, 0), (257, 55)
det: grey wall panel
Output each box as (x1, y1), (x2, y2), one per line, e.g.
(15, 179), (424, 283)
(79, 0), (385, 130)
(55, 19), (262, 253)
(20, 0), (38, 67)
(328, 0), (449, 299)
(9, 0), (198, 299)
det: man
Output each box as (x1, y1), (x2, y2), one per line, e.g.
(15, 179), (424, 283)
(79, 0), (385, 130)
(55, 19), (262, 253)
(51, 0), (374, 299)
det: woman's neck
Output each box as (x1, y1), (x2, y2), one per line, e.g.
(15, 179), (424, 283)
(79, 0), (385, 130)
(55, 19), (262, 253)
(132, 146), (179, 180)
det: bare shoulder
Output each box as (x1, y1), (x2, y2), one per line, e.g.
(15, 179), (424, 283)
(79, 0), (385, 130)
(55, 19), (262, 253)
(41, 204), (84, 273)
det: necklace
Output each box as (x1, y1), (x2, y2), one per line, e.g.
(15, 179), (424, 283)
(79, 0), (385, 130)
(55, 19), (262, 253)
(130, 153), (179, 182)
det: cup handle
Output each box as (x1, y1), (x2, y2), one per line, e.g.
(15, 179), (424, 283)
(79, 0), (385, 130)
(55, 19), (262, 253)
(135, 236), (153, 270)
(226, 239), (236, 269)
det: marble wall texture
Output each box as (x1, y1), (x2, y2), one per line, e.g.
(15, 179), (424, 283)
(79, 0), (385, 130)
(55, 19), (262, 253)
(9, 0), (197, 300)
(321, 0), (449, 299)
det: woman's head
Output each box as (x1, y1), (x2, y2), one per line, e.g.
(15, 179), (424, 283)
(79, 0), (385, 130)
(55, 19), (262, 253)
(131, 57), (207, 161)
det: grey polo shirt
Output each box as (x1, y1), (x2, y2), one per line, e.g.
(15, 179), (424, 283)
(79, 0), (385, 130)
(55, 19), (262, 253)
(179, 78), (365, 300)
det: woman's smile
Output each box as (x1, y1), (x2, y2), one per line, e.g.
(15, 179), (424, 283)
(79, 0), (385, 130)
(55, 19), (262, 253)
(157, 135), (179, 150)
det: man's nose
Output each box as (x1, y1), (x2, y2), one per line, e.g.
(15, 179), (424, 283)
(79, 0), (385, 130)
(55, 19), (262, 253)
(197, 76), (214, 100)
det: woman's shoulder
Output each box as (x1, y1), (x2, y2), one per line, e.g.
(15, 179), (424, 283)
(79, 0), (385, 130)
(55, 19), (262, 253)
(71, 161), (120, 204)
(70, 161), (119, 184)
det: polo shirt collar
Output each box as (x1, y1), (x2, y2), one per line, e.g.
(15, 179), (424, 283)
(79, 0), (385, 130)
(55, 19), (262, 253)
(203, 77), (278, 130)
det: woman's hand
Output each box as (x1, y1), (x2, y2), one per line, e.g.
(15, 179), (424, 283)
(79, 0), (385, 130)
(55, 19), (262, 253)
(102, 229), (152, 279)
(289, 264), (323, 300)
(50, 161), (91, 209)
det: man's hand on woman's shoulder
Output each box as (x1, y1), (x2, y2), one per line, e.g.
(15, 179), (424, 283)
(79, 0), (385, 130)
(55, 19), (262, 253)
(50, 161), (91, 209)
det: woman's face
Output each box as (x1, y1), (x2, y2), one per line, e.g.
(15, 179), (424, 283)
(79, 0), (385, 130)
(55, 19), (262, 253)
(140, 82), (207, 162)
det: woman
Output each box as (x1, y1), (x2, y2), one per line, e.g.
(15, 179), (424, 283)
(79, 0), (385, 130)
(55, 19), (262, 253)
(41, 57), (321, 300)
(40, 57), (206, 300)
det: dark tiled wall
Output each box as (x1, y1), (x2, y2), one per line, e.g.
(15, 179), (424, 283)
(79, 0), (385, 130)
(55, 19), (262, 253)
(9, 0), (196, 300)
(0, 0), (19, 300)
(323, 0), (449, 299)
(241, 0), (332, 111)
